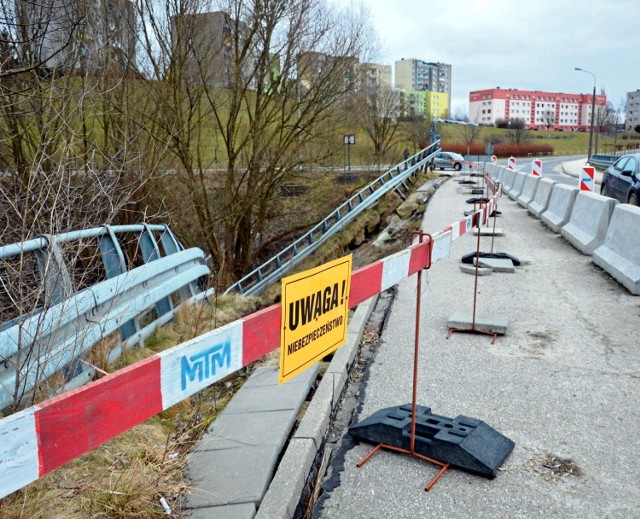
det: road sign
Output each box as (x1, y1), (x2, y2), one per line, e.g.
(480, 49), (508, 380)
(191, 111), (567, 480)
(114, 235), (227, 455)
(507, 156), (516, 170)
(343, 134), (356, 145)
(532, 159), (542, 177)
(485, 144), (494, 156)
(580, 166), (595, 191)
(280, 255), (352, 384)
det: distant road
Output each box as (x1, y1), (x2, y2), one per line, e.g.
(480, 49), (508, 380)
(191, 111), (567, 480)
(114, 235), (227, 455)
(497, 154), (586, 187)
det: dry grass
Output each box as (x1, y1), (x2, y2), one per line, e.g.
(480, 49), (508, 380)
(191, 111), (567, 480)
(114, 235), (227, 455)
(0, 294), (262, 518)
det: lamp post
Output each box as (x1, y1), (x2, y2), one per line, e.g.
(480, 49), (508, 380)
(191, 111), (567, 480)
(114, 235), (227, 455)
(574, 67), (596, 163)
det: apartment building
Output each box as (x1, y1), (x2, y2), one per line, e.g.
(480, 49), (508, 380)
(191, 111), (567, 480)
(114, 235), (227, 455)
(469, 87), (607, 130)
(15, 0), (136, 72)
(171, 11), (258, 89)
(359, 62), (392, 99)
(625, 90), (640, 132)
(394, 59), (452, 115)
(399, 90), (448, 119)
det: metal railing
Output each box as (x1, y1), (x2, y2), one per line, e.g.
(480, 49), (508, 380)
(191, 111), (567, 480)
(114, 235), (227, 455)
(224, 142), (441, 296)
(0, 224), (208, 409)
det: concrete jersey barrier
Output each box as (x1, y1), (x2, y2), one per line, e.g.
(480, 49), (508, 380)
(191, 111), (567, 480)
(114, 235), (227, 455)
(516, 174), (540, 208)
(528, 178), (556, 218)
(540, 184), (579, 232)
(501, 169), (516, 191)
(559, 191), (618, 255)
(592, 204), (640, 294)
(506, 171), (527, 200)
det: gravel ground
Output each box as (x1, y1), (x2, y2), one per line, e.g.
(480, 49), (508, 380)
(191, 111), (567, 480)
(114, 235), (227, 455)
(313, 176), (640, 519)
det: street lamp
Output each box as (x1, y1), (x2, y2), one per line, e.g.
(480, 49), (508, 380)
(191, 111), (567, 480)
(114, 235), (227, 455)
(574, 67), (596, 163)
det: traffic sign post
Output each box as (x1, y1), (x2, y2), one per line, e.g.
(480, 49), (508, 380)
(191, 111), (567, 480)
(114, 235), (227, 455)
(343, 134), (356, 171)
(580, 165), (595, 191)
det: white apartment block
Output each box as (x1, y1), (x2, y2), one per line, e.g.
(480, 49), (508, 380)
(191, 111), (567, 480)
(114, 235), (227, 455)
(625, 90), (640, 132)
(469, 87), (607, 131)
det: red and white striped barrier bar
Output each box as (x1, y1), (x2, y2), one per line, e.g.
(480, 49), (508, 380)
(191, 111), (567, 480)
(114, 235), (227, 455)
(0, 188), (500, 499)
(507, 156), (517, 170)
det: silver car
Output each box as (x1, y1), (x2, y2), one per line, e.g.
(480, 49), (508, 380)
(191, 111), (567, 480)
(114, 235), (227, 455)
(433, 151), (464, 171)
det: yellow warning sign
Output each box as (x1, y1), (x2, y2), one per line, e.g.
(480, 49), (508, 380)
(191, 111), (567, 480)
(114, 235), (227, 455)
(279, 255), (352, 384)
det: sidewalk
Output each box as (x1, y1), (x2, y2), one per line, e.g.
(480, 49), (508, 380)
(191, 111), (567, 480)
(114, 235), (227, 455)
(561, 157), (604, 185)
(313, 176), (640, 518)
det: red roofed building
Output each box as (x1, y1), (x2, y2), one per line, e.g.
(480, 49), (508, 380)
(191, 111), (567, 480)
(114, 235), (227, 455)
(469, 87), (606, 131)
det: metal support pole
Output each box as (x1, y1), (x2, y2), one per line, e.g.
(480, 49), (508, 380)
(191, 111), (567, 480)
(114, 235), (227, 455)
(357, 232), (451, 492)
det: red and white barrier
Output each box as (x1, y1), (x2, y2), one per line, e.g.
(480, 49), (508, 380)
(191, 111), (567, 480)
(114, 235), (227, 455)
(491, 155), (498, 165)
(0, 187), (502, 499)
(580, 165), (595, 191)
(507, 156), (517, 170)
(532, 159), (542, 177)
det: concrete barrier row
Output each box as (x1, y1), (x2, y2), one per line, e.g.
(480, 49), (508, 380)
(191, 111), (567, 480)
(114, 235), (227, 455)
(488, 163), (640, 295)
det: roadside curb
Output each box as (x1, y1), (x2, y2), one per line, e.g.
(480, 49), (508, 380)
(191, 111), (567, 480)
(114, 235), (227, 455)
(255, 296), (378, 519)
(561, 159), (602, 185)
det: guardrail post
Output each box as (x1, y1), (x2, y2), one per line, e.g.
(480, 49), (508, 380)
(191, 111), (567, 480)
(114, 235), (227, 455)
(140, 225), (173, 317)
(34, 235), (73, 308)
(99, 227), (140, 343)
(159, 226), (197, 301)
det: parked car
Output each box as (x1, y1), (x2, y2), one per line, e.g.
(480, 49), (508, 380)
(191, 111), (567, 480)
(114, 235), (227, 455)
(433, 151), (464, 171)
(601, 153), (640, 206)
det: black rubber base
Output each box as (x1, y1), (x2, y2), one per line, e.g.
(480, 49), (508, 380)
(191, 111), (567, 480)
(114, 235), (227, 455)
(461, 252), (520, 266)
(350, 404), (515, 478)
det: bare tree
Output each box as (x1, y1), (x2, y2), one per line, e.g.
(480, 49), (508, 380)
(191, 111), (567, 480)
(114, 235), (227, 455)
(357, 84), (400, 169)
(131, 0), (374, 285)
(0, 1), (158, 411)
(505, 118), (529, 145)
(459, 120), (482, 155)
(404, 114), (432, 152)
(594, 100), (618, 153)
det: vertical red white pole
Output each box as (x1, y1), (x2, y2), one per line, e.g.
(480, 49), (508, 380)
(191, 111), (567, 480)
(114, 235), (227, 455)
(580, 166), (595, 191)
(532, 159), (542, 177)
(507, 156), (516, 170)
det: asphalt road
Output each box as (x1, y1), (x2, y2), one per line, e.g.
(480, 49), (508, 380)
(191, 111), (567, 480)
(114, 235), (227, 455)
(497, 154), (586, 186)
(312, 173), (640, 518)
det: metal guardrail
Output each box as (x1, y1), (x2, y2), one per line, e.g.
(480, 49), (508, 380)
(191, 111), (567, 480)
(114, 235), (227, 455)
(590, 154), (617, 170)
(0, 224), (208, 409)
(224, 143), (441, 296)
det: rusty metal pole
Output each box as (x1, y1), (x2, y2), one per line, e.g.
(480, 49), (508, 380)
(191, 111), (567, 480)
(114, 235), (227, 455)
(356, 231), (451, 491)
(410, 234), (424, 453)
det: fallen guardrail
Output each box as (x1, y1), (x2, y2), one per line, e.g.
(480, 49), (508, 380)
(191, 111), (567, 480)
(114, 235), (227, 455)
(0, 225), (207, 410)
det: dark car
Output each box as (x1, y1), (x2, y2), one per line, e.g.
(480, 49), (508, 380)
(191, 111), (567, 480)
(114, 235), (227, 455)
(601, 153), (640, 206)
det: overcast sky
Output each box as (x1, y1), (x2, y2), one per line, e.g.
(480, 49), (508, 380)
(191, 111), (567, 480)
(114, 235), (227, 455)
(364, 0), (639, 118)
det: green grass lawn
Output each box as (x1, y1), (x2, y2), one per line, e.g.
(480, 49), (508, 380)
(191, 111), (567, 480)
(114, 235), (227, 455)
(438, 124), (640, 157)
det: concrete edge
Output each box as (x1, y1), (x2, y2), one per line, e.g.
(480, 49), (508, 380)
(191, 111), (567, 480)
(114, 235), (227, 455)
(255, 296), (379, 519)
